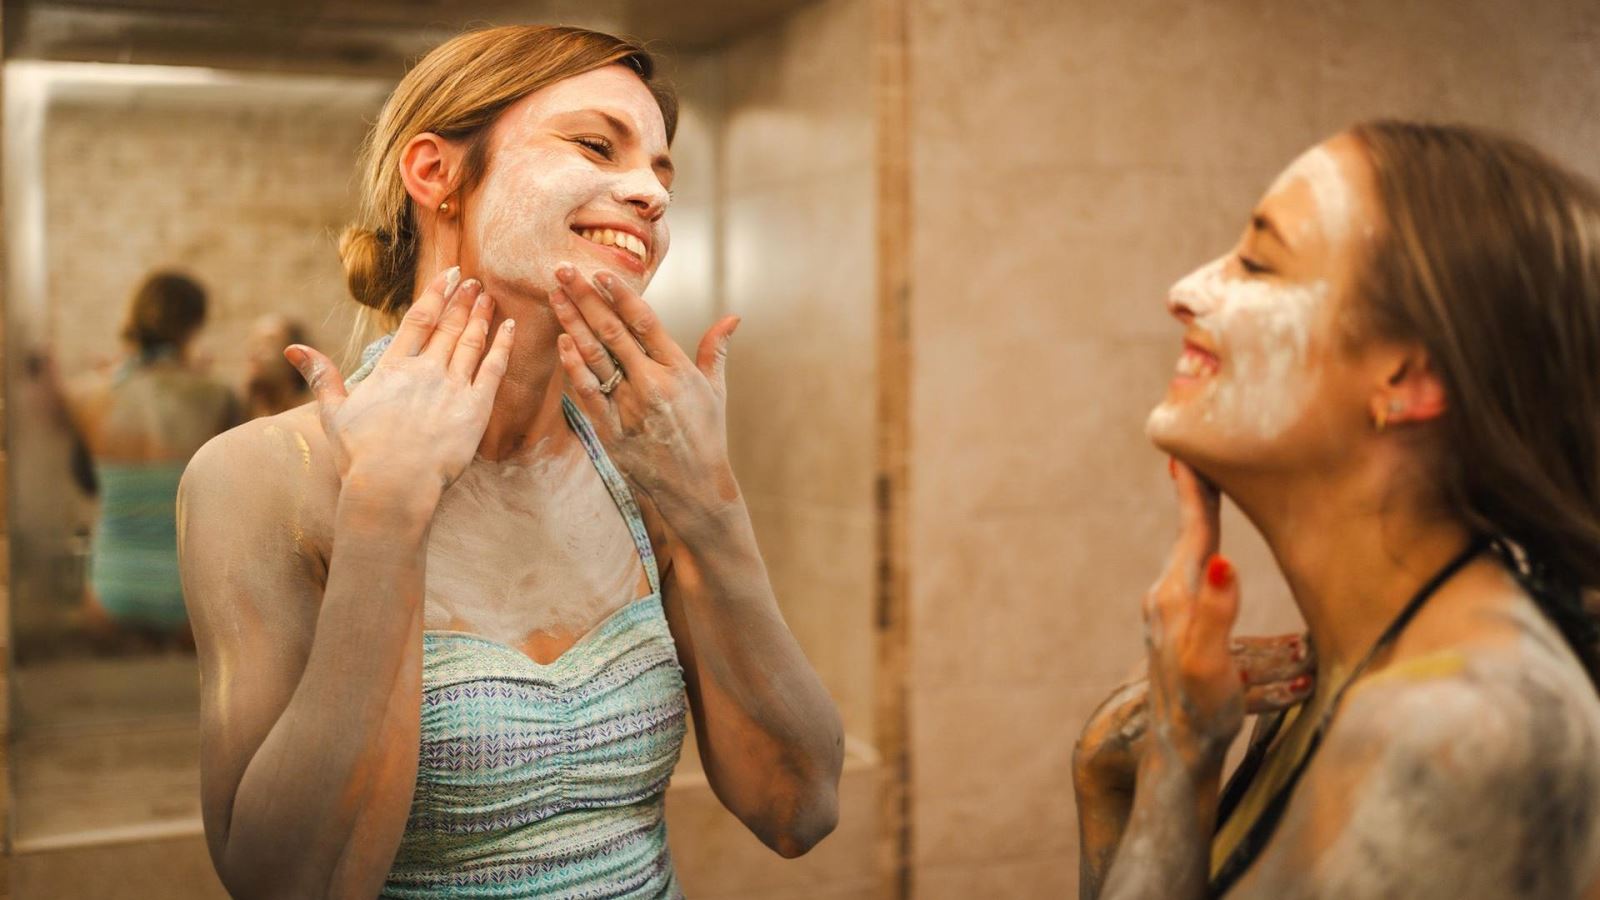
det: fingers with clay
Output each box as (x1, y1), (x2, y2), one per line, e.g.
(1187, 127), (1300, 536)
(549, 263), (742, 528)
(1141, 460), (1248, 771)
(283, 265), (515, 491)
(549, 264), (652, 386)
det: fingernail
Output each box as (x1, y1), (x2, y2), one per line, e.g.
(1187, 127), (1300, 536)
(504, 319), (515, 333)
(1206, 554), (1232, 589)
(459, 279), (481, 297)
(555, 264), (575, 283)
(549, 289), (567, 308)
(442, 266), (462, 296)
(596, 271), (615, 287)
(1290, 675), (1312, 692)
(729, 316), (742, 336)
(283, 345), (306, 366)
(474, 291), (491, 310)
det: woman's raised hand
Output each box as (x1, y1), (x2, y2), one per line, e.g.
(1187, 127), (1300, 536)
(547, 264), (740, 526)
(285, 267), (514, 493)
(1140, 460), (1254, 773)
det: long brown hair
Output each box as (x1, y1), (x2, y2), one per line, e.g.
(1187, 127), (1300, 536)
(1351, 120), (1600, 684)
(340, 25), (677, 322)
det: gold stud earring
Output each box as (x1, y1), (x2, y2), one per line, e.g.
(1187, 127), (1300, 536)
(1376, 399), (1402, 431)
(438, 200), (451, 215)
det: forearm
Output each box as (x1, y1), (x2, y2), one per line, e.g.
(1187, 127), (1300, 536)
(669, 496), (844, 853)
(1076, 777), (1135, 900)
(222, 476), (436, 897)
(1099, 745), (1219, 900)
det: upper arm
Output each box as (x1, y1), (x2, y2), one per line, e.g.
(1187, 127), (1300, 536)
(1232, 663), (1600, 899)
(178, 419), (329, 861)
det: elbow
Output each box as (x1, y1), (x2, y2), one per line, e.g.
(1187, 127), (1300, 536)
(761, 776), (841, 859)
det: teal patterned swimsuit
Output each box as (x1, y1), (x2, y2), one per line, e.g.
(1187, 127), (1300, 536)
(90, 461), (189, 628)
(375, 378), (688, 897)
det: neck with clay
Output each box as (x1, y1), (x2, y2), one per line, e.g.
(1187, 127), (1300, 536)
(408, 257), (577, 463)
(1213, 448), (1475, 687)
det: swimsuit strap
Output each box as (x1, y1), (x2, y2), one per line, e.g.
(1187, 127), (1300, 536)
(561, 395), (661, 596)
(1209, 535), (1490, 897)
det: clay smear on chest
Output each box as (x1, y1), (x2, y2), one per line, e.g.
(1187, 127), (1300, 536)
(422, 445), (645, 652)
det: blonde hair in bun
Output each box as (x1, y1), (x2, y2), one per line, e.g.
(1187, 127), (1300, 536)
(340, 25), (677, 327)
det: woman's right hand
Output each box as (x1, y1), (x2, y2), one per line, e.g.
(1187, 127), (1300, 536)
(285, 267), (514, 493)
(1073, 633), (1313, 797)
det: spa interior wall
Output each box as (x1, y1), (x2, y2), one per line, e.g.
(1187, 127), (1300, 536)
(894, 0), (1600, 897)
(665, 0), (882, 896)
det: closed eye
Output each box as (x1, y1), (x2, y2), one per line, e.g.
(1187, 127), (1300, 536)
(574, 136), (615, 159)
(1238, 253), (1270, 275)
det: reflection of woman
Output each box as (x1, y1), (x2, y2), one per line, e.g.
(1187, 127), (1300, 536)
(1074, 123), (1600, 898)
(241, 313), (312, 418)
(178, 27), (842, 898)
(59, 271), (237, 634)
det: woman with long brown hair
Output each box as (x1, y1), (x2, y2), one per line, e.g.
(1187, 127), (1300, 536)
(178, 26), (841, 898)
(1074, 122), (1600, 898)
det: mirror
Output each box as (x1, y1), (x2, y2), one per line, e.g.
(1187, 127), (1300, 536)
(4, 1), (880, 895)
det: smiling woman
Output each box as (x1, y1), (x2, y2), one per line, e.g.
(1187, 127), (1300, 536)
(1076, 122), (1600, 900)
(175, 25), (842, 900)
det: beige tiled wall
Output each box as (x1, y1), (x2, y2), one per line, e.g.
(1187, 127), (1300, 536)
(664, 0), (881, 894)
(900, 0), (1600, 896)
(719, 0), (878, 745)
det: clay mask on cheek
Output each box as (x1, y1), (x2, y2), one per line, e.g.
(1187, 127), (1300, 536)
(1149, 256), (1331, 441)
(471, 145), (634, 294)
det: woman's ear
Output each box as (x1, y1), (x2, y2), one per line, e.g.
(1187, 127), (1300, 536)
(1371, 345), (1447, 429)
(399, 133), (461, 215)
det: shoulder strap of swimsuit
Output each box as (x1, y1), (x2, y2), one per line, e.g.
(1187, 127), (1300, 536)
(1208, 535), (1489, 897)
(561, 394), (661, 596)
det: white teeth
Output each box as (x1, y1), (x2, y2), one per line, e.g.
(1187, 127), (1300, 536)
(577, 228), (647, 264)
(1175, 349), (1217, 378)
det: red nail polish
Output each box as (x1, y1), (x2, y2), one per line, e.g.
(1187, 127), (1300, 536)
(1206, 554), (1232, 589)
(1290, 675), (1312, 692)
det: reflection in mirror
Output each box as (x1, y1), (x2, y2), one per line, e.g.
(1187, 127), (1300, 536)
(4, 1), (878, 895)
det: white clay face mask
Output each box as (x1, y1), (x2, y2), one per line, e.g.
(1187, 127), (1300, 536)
(1267, 146), (1353, 246)
(468, 68), (671, 297)
(472, 145), (663, 295)
(1147, 256), (1331, 443)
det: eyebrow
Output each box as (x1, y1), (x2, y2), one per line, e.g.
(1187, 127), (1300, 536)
(590, 110), (676, 181)
(1251, 211), (1293, 254)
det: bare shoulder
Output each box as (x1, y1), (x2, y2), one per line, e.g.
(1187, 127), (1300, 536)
(180, 405), (338, 613)
(1306, 643), (1600, 898)
(183, 406), (333, 509)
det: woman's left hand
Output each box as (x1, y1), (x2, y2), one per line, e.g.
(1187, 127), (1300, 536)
(549, 264), (741, 526)
(1142, 461), (1247, 775)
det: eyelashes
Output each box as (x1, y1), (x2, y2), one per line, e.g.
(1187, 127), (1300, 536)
(573, 135), (674, 202)
(574, 136), (615, 159)
(1238, 253), (1270, 275)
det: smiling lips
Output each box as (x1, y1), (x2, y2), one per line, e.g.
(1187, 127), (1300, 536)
(1174, 341), (1221, 380)
(575, 227), (649, 266)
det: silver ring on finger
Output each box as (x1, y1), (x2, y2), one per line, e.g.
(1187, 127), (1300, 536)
(598, 361), (625, 396)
